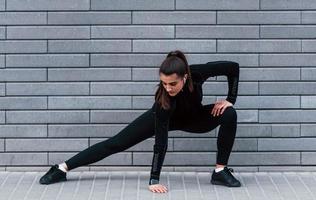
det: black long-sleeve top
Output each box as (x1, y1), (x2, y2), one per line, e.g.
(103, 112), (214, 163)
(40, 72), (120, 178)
(149, 61), (240, 185)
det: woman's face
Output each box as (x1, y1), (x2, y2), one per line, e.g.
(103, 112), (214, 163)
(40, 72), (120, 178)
(160, 73), (188, 96)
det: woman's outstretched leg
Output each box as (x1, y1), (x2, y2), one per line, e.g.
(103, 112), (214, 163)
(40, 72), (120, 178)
(39, 108), (156, 184)
(65, 108), (155, 170)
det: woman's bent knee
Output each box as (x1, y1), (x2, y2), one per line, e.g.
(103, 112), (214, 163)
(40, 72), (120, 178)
(220, 106), (237, 124)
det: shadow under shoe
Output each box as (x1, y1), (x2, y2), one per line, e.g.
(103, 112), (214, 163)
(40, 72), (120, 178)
(211, 167), (241, 187)
(39, 164), (67, 185)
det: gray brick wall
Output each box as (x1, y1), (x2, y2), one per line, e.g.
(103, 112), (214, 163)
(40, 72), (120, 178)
(0, 0), (315, 171)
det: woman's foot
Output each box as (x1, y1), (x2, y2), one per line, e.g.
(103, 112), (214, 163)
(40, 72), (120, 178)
(39, 164), (67, 185)
(211, 167), (241, 187)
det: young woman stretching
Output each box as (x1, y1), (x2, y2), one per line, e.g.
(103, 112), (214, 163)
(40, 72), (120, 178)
(39, 50), (241, 193)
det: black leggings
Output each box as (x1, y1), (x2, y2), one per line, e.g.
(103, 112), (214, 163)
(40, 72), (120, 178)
(65, 103), (237, 171)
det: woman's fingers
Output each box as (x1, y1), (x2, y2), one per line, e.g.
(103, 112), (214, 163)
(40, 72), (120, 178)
(212, 100), (231, 116)
(149, 184), (168, 193)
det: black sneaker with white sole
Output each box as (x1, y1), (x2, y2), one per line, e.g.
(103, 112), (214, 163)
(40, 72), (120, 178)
(39, 164), (67, 185)
(211, 167), (241, 187)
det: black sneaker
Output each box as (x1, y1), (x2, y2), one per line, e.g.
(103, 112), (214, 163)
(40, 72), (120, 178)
(211, 167), (241, 187)
(39, 164), (67, 185)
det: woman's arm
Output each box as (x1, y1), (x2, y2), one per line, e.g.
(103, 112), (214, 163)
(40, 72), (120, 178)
(149, 100), (176, 185)
(190, 61), (240, 105)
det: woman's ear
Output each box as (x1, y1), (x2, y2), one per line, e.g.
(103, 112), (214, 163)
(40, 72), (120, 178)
(184, 74), (188, 82)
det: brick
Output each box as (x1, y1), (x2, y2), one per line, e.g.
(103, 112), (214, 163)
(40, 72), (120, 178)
(0, 27), (4, 39)
(187, 54), (259, 67)
(0, 139), (3, 151)
(302, 40), (316, 52)
(259, 138), (316, 151)
(237, 110), (258, 123)
(132, 96), (156, 109)
(91, 54), (164, 67)
(0, 97), (47, 109)
(133, 40), (216, 53)
(6, 54), (89, 67)
(218, 40), (301, 53)
(91, 0), (174, 10)
(203, 82), (258, 95)
(260, 82), (316, 95)
(218, 11), (300, 24)
(7, 26), (90, 39)
(302, 11), (316, 24)
(235, 124), (272, 137)
(261, 0), (316, 10)
(91, 82), (156, 95)
(261, 26), (316, 38)
(48, 12), (131, 24)
(49, 152), (132, 165)
(6, 139), (88, 151)
(7, 0), (89, 10)
(0, 41), (47, 53)
(176, 0), (259, 10)
(0, 111), (4, 124)
(133, 11), (216, 24)
(230, 152), (300, 165)
(7, 83), (89, 95)
(301, 96), (316, 108)
(91, 110), (145, 123)
(48, 96), (131, 109)
(0, 84), (4, 96)
(259, 110), (316, 123)
(0, 69), (46, 82)
(6, 111), (89, 124)
(0, 12), (46, 25)
(0, 153), (47, 165)
(173, 138), (257, 151)
(48, 40), (131, 53)
(48, 68), (131, 81)
(133, 152), (216, 165)
(260, 54), (316, 66)
(132, 68), (163, 81)
(302, 152), (316, 164)
(90, 138), (173, 151)
(5, 166), (54, 171)
(48, 124), (126, 137)
(302, 68), (316, 80)
(236, 68), (299, 80)
(0, 0), (4, 10)
(91, 26), (174, 39)
(0, 55), (4, 68)
(169, 129), (217, 138)
(301, 124), (316, 137)
(229, 96), (300, 109)
(0, 125), (46, 137)
(176, 25), (259, 38)
(271, 124), (300, 137)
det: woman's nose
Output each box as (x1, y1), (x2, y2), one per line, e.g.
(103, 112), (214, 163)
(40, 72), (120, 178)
(165, 86), (172, 91)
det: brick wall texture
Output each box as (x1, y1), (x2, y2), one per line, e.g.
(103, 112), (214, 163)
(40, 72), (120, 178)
(0, 0), (316, 171)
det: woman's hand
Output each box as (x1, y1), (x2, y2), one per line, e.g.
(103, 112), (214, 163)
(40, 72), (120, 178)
(148, 184), (168, 193)
(211, 99), (233, 117)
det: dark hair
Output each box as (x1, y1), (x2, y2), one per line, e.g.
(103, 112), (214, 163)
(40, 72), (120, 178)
(154, 50), (194, 110)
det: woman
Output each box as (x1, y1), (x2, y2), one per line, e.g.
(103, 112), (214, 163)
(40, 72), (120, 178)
(39, 50), (241, 193)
